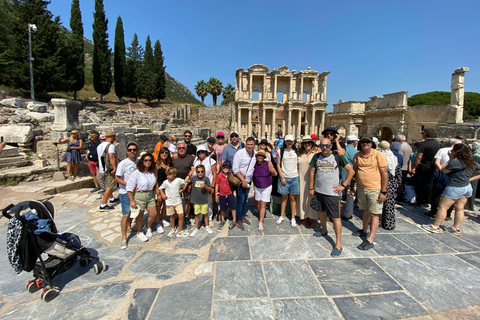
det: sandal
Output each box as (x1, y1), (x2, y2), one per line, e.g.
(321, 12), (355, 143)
(331, 247), (343, 257)
(258, 223), (264, 232)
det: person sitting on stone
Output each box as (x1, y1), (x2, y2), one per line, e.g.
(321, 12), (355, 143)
(59, 130), (83, 181)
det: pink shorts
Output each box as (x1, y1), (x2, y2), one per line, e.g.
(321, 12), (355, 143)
(88, 161), (98, 174)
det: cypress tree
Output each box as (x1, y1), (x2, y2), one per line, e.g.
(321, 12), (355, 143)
(68, 0), (84, 99)
(153, 39), (166, 101)
(137, 35), (156, 103)
(125, 33), (143, 101)
(113, 16), (126, 101)
(92, 0), (112, 101)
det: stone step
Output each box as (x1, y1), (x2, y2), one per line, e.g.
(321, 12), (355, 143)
(0, 155), (29, 169)
(0, 145), (19, 158)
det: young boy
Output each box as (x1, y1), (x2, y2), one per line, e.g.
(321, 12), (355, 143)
(187, 164), (214, 237)
(159, 167), (189, 238)
(215, 161), (237, 229)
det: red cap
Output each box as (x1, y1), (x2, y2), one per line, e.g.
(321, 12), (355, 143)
(311, 134), (318, 140)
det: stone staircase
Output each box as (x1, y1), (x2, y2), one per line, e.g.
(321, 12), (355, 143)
(0, 145), (29, 169)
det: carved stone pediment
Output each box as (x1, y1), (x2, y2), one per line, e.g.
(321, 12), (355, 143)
(248, 64), (269, 73)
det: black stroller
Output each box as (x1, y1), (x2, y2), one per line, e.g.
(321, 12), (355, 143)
(3, 200), (106, 302)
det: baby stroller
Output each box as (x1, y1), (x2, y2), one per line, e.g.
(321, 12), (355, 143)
(3, 200), (106, 302)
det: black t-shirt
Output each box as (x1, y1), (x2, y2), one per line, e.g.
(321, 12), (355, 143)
(172, 154), (194, 179)
(331, 141), (346, 154)
(186, 143), (197, 156)
(87, 140), (101, 162)
(418, 139), (440, 165)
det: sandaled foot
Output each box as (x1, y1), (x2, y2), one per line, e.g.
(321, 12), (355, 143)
(331, 247), (343, 257)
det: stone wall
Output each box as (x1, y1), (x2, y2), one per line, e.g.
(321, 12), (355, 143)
(437, 122), (480, 141)
(366, 91), (408, 110)
(405, 105), (451, 141)
(197, 105), (232, 136)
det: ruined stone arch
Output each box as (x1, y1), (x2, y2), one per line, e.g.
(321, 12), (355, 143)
(334, 124), (348, 138)
(372, 123), (397, 142)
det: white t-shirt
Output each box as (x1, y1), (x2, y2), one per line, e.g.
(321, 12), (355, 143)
(434, 147), (452, 167)
(281, 149), (299, 178)
(126, 170), (157, 192)
(192, 156), (217, 184)
(169, 143), (177, 156)
(160, 178), (186, 206)
(97, 142), (116, 174)
(116, 158), (138, 194)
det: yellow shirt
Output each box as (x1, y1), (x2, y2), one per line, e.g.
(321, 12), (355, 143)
(353, 149), (387, 190)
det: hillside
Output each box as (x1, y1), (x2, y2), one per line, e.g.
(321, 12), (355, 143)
(409, 91), (480, 120)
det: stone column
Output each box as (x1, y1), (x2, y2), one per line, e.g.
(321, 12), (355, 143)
(271, 109), (276, 140)
(287, 109), (292, 135)
(274, 75), (278, 101)
(237, 107), (241, 134)
(51, 98), (82, 131)
(261, 107), (266, 138)
(300, 76), (304, 101)
(248, 108), (252, 137)
(320, 110), (326, 135)
(249, 74), (253, 99)
(311, 108), (316, 134)
(297, 110), (302, 138)
(448, 67), (469, 124)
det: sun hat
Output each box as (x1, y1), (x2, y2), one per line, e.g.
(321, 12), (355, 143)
(284, 135), (294, 142)
(302, 135), (313, 142)
(346, 135), (359, 142)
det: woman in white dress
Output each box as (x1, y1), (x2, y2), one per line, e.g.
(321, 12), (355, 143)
(297, 135), (319, 229)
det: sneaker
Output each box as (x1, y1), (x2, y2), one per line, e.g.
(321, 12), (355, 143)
(120, 239), (127, 250)
(229, 221), (236, 229)
(136, 233), (148, 242)
(190, 228), (199, 237)
(145, 228), (153, 238)
(205, 226), (213, 234)
(425, 211), (436, 218)
(236, 221), (245, 230)
(163, 220), (171, 227)
(91, 187), (100, 193)
(258, 223), (264, 232)
(351, 229), (368, 237)
(291, 219), (297, 228)
(357, 239), (374, 250)
(156, 223), (165, 234)
(242, 217), (251, 225)
(98, 189), (105, 194)
(446, 226), (462, 235)
(276, 216), (284, 225)
(109, 197), (120, 204)
(184, 218), (192, 226)
(99, 205), (114, 212)
(218, 221), (226, 229)
(421, 224), (443, 233)
(167, 229), (176, 238)
(177, 230), (189, 237)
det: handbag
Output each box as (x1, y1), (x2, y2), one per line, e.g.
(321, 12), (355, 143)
(228, 171), (242, 187)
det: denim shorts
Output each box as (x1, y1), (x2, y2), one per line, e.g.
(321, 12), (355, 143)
(277, 177), (300, 195)
(119, 193), (130, 215)
(442, 184), (473, 200)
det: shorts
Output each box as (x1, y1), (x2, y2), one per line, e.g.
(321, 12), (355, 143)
(119, 193), (130, 215)
(442, 184), (473, 200)
(277, 176), (300, 195)
(88, 161), (98, 174)
(194, 203), (208, 215)
(166, 203), (184, 216)
(134, 190), (156, 210)
(357, 187), (383, 215)
(103, 171), (117, 190)
(219, 194), (236, 211)
(314, 192), (341, 218)
(254, 185), (272, 202)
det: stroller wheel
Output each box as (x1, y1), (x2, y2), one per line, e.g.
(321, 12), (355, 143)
(79, 258), (88, 267)
(26, 280), (41, 293)
(94, 261), (106, 275)
(41, 288), (59, 303)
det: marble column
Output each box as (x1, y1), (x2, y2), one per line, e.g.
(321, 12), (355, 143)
(311, 108), (316, 134)
(248, 109), (252, 137)
(320, 111), (326, 136)
(287, 109), (292, 135)
(261, 107), (266, 139)
(271, 109), (276, 140)
(297, 110), (301, 138)
(237, 107), (241, 134)
(51, 98), (82, 131)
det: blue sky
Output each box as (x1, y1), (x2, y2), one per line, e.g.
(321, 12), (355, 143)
(48, 0), (479, 110)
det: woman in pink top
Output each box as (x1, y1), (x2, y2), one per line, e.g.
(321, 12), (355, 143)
(214, 132), (227, 171)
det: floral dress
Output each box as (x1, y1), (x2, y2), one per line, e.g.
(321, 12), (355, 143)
(379, 164), (402, 230)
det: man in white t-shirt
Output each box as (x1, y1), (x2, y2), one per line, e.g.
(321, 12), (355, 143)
(115, 141), (140, 249)
(97, 131), (118, 211)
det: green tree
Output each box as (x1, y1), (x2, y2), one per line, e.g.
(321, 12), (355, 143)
(137, 35), (156, 103)
(0, 0), (15, 85)
(221, 83), (235, 105)
(92, 0), (112, 101)
(408, 91), (480, 120)
(207, 77), (223, 106)
(113, 16), (126, 101)
(195, 80), (208, 105)
(68, 0), (84, 99)
(153, 39), (166, 101)
(463, 92), (480, 120)
(125, 33), (143, 101)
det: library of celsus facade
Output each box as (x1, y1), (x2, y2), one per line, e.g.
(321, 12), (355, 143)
(234, 64), (329, 140)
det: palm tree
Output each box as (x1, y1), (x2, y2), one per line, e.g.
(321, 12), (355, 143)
(207, 77), (223, 106)
(195, 80), (208, 105)
(222, 84), (235, 100)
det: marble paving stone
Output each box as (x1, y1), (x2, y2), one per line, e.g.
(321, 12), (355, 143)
(375, 256), (477, 312)
(150, 276), (213, 320)
(227, 220), (263, 237)
(456, 252), (480, 269)
(417, 254), (480, 300)
(128, 251), (198, 280)
(273, 298), (338, 320)
(370, 234), (419, 256)
(309, 258), (401, 296)
(128, 288), (159, 320)
(393, 233), (456, 254)
(212, 299), (274, 320)
(175, 230), (214, 250)
(250, 236), (314, 260)
(334, 292), (427, 320)
(376, 218), (424, 234)
(263, 260), (322, 298)
(208, 237), (250, 261)
(306, 234), (378, 259)
(427, 233), (480, 252)
(261, 218), (301, 235)
(214, 261), (267, 299)
(0, 281), (131, 320)
(457, 234), (480, 249)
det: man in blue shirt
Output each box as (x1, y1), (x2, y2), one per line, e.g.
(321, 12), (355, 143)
(342, 135), (359, 219)
(221, 131), (244, 165)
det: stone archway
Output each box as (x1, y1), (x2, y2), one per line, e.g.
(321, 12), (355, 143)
(372, 123), (397, 142)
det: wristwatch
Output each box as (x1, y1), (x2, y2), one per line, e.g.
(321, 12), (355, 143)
(380, 191), (387, 195)
(341, 183), (347, 188)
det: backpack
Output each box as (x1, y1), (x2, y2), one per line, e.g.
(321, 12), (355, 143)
(100, 143), (117, 172)
(314, 152), (343, 183)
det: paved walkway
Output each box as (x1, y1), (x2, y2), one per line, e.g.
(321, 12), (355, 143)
(1, 182), (480, 319)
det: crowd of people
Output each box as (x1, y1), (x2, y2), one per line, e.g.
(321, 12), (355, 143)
(73, 126), (480, 256)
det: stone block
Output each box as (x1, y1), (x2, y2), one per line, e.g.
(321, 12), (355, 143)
(214, 261), (267, 299)
(32, 128), (43, 136)
(26, 112), (54, 122)
(274, 298), (338, 320)
(208, 237), (250, 261)
(0, 125), (33, 143)
(51, 98), (82, 131)
(0, 145), (19, 158)
(0, 98), (23, 108)
(82, 123), (97, 130)
(135, 127), (152, 133)
(34, 160), (47, 167)
(14, 108), (28, 115)
(26, 101), (47, 113)
(113, 127), (135, 133)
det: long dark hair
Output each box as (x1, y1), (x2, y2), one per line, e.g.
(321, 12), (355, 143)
(156, 147), (172, 167)
(452, 144), (475, 170)
(137, 152), (155, 173)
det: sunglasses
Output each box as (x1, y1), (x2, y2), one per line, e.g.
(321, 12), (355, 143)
(144, 159), (153, 162)
(230, 135), (239, 138)
(197, 170), (204, 173)
(184, 135), (192, 138)
(325, 132), (335, 136)
(172, 140), (178, 142)
(320, 144), (331, 148)
(198, 150), (207, 153)
(160, 151), (169, 155)
(127, 148), (138, 152)
(178, 147), (186, 149)
(360, 141), (372, 144)
(302, 141), (313, 144)
(217, 136), (224, 139)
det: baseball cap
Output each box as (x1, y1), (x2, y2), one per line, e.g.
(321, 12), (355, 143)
(222, 161), (232, 167)
(196, 145), (207, 153)
(160, 134), (168, 141)
(217, 132), (225, 137)
(322, 127), (338, 136)
(100, 134), (106, 140)
(260, 139), (268, 145)
(127, 141), (138, 148)
(207, 136), (216, 143)
(284, 135), (294, 142)
(346, 135), (359, 142)
(372, 137), (379, 143)
(230, 131), (239, 137)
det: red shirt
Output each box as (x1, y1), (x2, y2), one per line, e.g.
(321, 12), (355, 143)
(217, 172), (233, 196)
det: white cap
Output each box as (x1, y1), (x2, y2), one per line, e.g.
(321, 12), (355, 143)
(284, 135), (294, 142)
(372, 137), (379, 143)
(196, 145), (207, 152)
(230, 131), (239, 136)
(346, 135), (359, 142)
